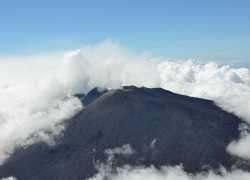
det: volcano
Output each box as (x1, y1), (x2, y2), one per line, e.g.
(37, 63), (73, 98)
(0, 86), (245, 179)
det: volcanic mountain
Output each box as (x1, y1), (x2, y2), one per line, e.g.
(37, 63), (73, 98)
(0, 86), (246, 179)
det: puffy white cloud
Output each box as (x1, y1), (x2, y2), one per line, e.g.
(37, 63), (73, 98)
(89, 144), (250, 180)
(88, 164), (250, 180)
(104, 144), (134, 156)
(0, 83), (82, 164)
(227, 124), (250, 160)
(0, 51), (63, 86)
(0, 177), (16, 180)
(89, 143), (250, 180)
(157, 60), (250, 121)
(0, 52), (83, 165)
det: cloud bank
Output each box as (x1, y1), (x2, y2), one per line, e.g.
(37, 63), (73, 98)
(0, 52), (83, 165)
(88, 144), (250, 180)
(0, 40), (250, 178)
(88, 164), (250, 180)
(0, 177), (16, 180)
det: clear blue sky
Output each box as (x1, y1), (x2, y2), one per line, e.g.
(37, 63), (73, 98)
(0, 0), (250, 61)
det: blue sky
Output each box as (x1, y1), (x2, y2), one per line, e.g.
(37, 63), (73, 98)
(0, 0), (250, 61)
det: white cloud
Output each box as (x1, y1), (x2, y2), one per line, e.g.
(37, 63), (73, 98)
(89, 144), (250, 180)
(0, 177), (16, 180)
(88, 164), (250, 180)
(104, 144), (134, 156)
(157, 60), (250, 121)
(0, 84), (82, 164)
(227, 124), (250, 160)
(0, 52), (83, 165)
(0, 51), (63, 86)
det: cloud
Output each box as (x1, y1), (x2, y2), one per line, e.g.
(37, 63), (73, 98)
(0, 177), (16, 180)
(88, 164), (250, 180)
(89, 144), (250, 180)
(104, 144), (134, 156)
(87, 143), (250, 180)
(157, 60), (250, 120)
(0, 52), (83, 165)
(0, 51), (63, 85)
(227, 124), (250, 160)
(0, 40), (250, 176)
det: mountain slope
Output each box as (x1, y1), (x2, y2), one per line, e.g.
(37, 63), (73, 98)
(0, 86), (244, 179)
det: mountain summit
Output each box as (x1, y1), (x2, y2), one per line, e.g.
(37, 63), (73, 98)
(0, 86), (245, 179)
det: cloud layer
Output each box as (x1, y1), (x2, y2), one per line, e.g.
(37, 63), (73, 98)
(88, 164), (250, 180)
(0, 40), (250, 178)
(88, 144), (250, 180)
(0, 177), (16, 180)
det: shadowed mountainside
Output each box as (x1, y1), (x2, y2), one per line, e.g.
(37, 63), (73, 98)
(0, 86), (246, 179)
